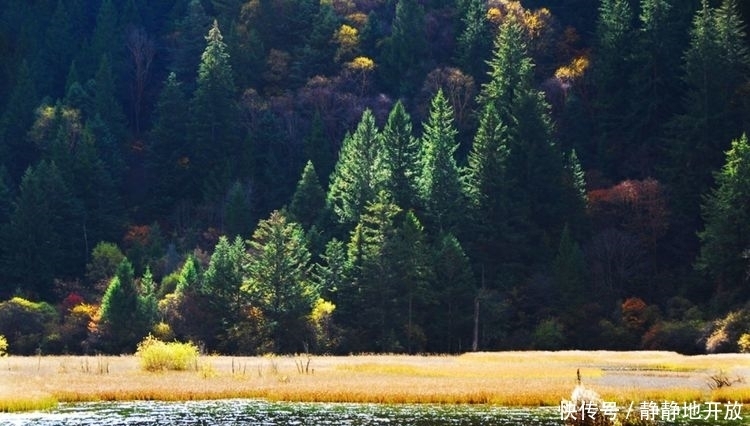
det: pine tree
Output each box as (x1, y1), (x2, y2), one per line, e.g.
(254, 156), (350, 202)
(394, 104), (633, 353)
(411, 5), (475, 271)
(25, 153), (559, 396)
(327, 110), (385, 226)
(2, 161), (84, 300)
(170, 0), (212, 90)
(418, 89), (464, 233)
(304, 112), (335, 183)
(288, 161), (326, 230)
(0, 61), (39, 182)
(203, 235), (245, 321)
(190, 20), (242, 202)
(697, 133), (750, 302)
(378, 0), (427, 95)
(455, 0), (493, 82)
(626, 0), (687, 177)
(89, 0), (120, 75)
(428, 233), (475, 353)
(93, 54), (128, 146)
(223, 181), (253, 239)
(313, 238), (348, 300)
(591, 0), (635, 176)
(147, 72), (192, 211)
(243, 211), (315, 352)
(342, 191), (403, 352)
(381, 101), (421, 211)
(99, 259), (148, 353)
(666, 0), (750, 257)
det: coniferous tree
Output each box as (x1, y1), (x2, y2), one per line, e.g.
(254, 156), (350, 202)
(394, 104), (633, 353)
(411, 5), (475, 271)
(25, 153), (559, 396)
(428, 233), (475, 353)
(666, 0), (750, 257)
(2, 161), (83, 300)
(381, 101), (420, 211)
(455, 0), (493, 82)
(223, 181), (253, 239)
(93, 54), (128, 147)
(327, 110), (386, 226)
(341, 191), (402, 352)
(289, 161), (326, 230)
(626, 0), (688, 177)
(243, 210), (316, 352)
(170, 0), (212, 90)
(147, 72), (192, 211)
(0, 61), (39, 182)
(697, 133), (750, 303)
(418, 89), (464, 233)
(378, 0), (427, 95)
(201, 235), (245, 351)
(591, 0), (635, 176)
(190, 20), (242, 202)
(89, 0), (120, 75)
(99, 259), (148, 353)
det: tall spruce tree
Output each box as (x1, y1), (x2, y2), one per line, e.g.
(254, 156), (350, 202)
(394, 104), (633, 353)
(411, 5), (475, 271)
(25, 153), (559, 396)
(666, 0), (750, 257)
(697, 133), (750, 303)
(288, 161), (326, 230)
(243, 210), (316, 352)
(99, 259), (148, 353)
(190, 20), (242, 202)
(327, 110), (385, 226)
(418, 89), (464, 233)
(381, 101), (420, 211)
(591, 0), (635, 177)
(147, 72), (192, 210)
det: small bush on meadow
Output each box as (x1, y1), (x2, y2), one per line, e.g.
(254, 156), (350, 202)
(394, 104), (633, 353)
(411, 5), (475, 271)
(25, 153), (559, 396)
(0, 334), (7, 356)
(135, 335), (199, 372)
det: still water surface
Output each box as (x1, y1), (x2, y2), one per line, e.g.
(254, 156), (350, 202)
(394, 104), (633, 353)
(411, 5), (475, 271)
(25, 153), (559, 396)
(0, 399), (742, 425)
(0, 400), (560, 425)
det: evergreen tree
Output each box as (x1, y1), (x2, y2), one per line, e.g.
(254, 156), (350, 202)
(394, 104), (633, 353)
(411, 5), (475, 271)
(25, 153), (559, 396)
(190, 20), (242, 202)
(381, 101), (420, 211)
(666, 0), (750, 257)
(304, 112), (335, 183)
(313, 238), (348, 301)
(418, 89), (464, 233)
(223, 181), (253, 239)
(428, 233), (475, 353)
(291, 3), (339, 83)
(378, 0), (427, 95)
(38, 0), (76, 98)
(626, 0), (688, 177)
(341, 191), (403, 352)
(243, 211), (315, 352)
(89, 0), (120, 75)
(93, 54), (128, 146)
(697, 133), (750, 302)
(170, 0), (212, 90)
(0, 61), (39, 182)
(288, 161), (326, 230)
(455, 0), (493, 82)
(327, 110), (385, 226)
(147, 72), (192, 211)
(99, 259), (147, 353)
(591, 0), (635, 176)
(473, 14), (577, 284)
(2, 161), (83, 300)
(201, 235), (246, 351)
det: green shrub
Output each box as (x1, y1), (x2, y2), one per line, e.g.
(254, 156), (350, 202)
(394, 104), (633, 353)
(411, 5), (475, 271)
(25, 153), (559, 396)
(705, 308), (750, 353)
(0, 334), (7, 356)
(0, 297), (58, 354)
(135, 335), (199, 371)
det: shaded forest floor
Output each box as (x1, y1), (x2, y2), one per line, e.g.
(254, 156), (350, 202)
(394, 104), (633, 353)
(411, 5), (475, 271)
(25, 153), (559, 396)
(0, 351), (748, 412)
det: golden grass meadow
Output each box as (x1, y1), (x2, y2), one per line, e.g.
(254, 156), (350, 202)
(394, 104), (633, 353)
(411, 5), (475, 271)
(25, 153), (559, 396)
(0, 351), (748, 413)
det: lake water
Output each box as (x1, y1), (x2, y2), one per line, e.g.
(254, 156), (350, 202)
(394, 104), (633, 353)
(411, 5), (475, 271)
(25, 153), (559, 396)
(0, 400), (560, 425)
(0, 399), (743, 425)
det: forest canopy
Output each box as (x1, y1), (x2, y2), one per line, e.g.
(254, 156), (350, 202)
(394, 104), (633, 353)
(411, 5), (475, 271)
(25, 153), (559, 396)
(0, 0), (750, 355)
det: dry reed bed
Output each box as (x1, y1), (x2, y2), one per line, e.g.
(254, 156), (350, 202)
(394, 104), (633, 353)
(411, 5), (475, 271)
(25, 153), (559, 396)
(1, 351), (748, 412)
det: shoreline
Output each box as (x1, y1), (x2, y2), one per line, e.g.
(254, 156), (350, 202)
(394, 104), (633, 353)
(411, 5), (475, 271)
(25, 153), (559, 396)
(1, 351), (749, 412)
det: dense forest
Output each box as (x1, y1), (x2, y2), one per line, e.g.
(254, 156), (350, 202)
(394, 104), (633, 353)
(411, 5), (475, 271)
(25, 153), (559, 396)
(1, 0), (750, 356)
